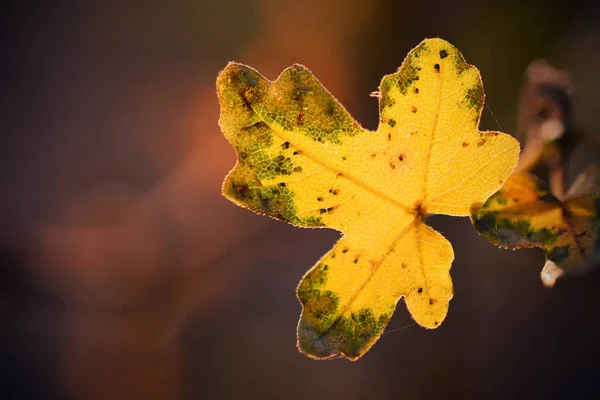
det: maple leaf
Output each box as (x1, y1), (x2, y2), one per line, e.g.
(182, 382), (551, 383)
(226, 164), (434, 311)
(471, 165), (600, 287)
(217, 38), (520, 360)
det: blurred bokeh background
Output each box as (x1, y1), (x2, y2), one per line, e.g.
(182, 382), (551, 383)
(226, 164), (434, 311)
(2, 0), (600, 398)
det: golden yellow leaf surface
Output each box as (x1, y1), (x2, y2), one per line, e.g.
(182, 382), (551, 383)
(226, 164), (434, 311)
(471, 166), (600, 287)
(217, 38), (520, 360)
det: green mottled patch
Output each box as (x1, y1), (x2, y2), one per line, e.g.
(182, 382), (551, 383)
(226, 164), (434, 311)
(395, 58), (422, 96)
(224, 167), (323, 227)
(297, 289), (339, 336)
(298, 264), (393, 359)
(452, 50), (469, 75)
(411, 42), (429, 58)
(302, 215), (324, 226)
(220, 63), (362, 148)
(234, 121), (273, 153)
(463, 84), (484, 114)
(496, 218), (532, 245)
(472, 211), (558, 247)
(378, 42), (431, 113)
(298, 263), (329, 290)
(298, 306), (392, 360)
(231, 118), (305, 181)
(472, 210), (498, 238)
(249, 153), (302, 181)
(378, 79), (395, 111)
(218, 64), (268, 123)
(529, 227), (559, 245)
(263, 65), (361, 145)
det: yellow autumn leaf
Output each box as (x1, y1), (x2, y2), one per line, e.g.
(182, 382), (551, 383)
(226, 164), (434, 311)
(471, 165), (600, 287)
(217, 38), (520, 360)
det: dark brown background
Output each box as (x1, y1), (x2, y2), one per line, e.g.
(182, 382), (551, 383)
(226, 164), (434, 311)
(2, 0), (600, 398)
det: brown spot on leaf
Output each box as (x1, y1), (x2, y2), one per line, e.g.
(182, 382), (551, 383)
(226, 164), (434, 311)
(326, 206), (339, 214)
(477, 139), (486, 147)
(389, 161), (396, 169)
(398, 154), (405, 161)
(462, 141), (469, 148)
(411, 106), (418, 113)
